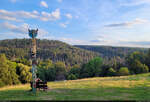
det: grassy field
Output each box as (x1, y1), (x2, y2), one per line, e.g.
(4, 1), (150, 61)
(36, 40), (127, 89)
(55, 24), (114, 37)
(0, 73), (150, 101)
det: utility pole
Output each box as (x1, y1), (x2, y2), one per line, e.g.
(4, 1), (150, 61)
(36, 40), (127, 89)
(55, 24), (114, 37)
(28, 29), (38, 94)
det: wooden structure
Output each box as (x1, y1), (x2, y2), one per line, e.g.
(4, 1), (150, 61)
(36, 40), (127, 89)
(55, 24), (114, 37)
(30, 79), (48, 91)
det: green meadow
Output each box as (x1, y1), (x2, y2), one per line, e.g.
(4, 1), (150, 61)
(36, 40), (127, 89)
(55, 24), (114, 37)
(0, 73), (150, 101)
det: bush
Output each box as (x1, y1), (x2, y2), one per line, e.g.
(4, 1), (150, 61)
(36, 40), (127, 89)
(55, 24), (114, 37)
(67, 74), (77, 80)
(132, 60), (149, 74)
(141, 64), (149, 73)
(0, 79), (5, 88)
(118, 67), (130, 76)
(107, 68), (116, 76)
(69, 67), (80, 79)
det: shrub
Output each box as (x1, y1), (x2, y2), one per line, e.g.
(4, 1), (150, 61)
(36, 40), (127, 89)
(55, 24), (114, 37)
(67, 74), (77, 80)
(0, 79), (5, 88)
(107, 68), (116, 76)
(118, 67), (130, 76)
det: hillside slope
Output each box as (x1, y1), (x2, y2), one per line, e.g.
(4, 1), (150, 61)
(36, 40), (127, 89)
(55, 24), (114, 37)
(0, 39), (98, 65)
(0, 73), (150, 100)
(75, 45), (148, 58)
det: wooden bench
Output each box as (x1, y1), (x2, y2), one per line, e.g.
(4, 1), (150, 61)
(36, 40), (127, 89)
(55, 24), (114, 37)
(30, 81), (48, 91)
(36, 81), (48, 91)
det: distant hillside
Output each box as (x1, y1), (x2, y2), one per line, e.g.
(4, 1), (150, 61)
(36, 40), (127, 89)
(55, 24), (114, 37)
(75, 45), (148, 58)
(0, 39), (99, 66)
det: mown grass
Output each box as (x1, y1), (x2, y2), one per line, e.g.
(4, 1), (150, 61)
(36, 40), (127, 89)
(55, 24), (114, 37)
(0, 73), (150, 101)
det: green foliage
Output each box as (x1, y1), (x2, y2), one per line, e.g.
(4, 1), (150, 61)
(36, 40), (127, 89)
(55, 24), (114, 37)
(132, 60), (149, 74)
(0, 54), (20, 87)
(107, 68), (116, 76)
(37, 59), (54, 81)
(68, 66), (80, 79)
(0, 79), (5, 87)
(76, 45), (148, 59)
(37, 61), (67, 81)
(0, 54), (12, 85)
(38, 59), (53, 69)
(67, 74), (77, 80)
(7, 61), (20, 84)
(0, 39), (98, 66)
(55, 61), (67, 80)
(37, 67), (46, 81)
(16, 63), (32, 83)
(118, 67), (130, 76)
(145, 49), (150, 69)
(126, 51), (149, 74)
(1, 39), (150, 88)
(80, 57), (103, 78)
(126, 51), (146, 66)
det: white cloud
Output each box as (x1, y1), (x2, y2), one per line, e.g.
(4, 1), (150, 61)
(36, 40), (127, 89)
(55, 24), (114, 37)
(18, 11), (39, 18)
(58, 37), (84, 45)
(0, 22), (28, 34)
(51, 9), (60, 20)
(0, 22), (49, 38)
(0, 15), (20, 22)
(59, 23), (67, 28)
(40, 9), (60, 21)
(0, 9), (60, 22)
(65, 13), (72, 19)
(104, 18), (149, 28)
(40, 1), (48, 8)
(121, 0), (150, 6)
(32, 10), (39, 15)
(59, 22), (69, 28)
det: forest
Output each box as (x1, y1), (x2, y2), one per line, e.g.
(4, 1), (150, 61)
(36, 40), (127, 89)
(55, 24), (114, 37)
(0, 39), (150, 87)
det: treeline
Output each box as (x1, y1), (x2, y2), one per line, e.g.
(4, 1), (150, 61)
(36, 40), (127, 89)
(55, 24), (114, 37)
(1, 49), (150, 87)
(37, 50), (150, 81)
(0, 39), (98, 66)
(75, 45), (148, 58)
(75, 45), (148, 70)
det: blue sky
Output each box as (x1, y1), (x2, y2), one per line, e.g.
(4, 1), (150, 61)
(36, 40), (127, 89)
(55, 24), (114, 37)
(0, 0), (150, 47)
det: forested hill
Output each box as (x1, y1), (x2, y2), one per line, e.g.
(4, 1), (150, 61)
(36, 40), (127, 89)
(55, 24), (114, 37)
(75, 45), (149, 58)
(0, 39), (99, 66)
(0, 39), (149, 66)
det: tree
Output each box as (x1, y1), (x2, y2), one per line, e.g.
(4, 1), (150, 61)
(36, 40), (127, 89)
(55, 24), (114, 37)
(80, 57), (103, 78)
(0, 54), (12, 86)
(0, 54), (20, 87)
(132, 60), (149, 74)
(126, 51), (146, 67)
(38, 59), (53, 69)
(7, 61), (20, 85)
(55, 61), (67, 80)
(37, 67), (46, 81)
(118, 67), (130, 76)
(16, 63), (32, 83)
(68, 64), (81, 79)
(126, 51), (148, 74)
(145, 49), (150, 70)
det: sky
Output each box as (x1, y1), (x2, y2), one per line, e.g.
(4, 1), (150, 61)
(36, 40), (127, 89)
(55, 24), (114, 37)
(0, 0), (150, 47)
